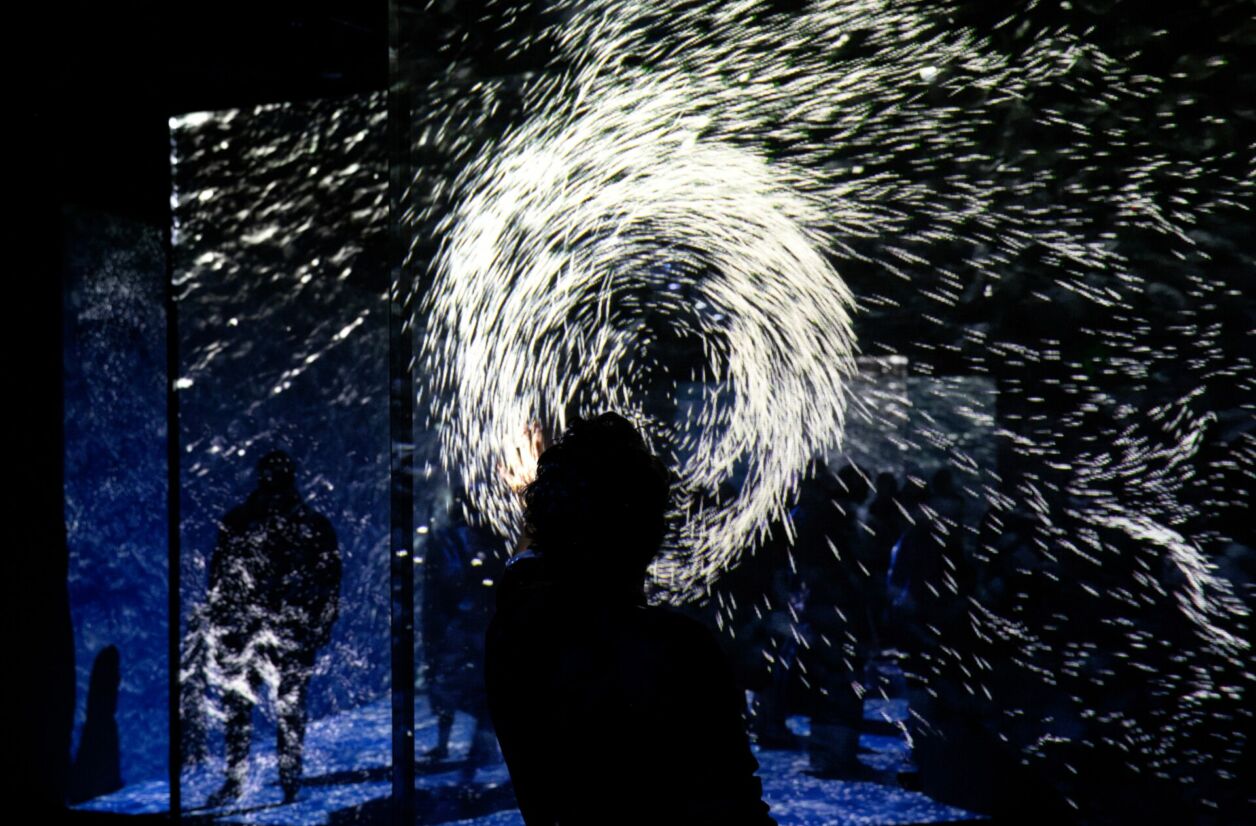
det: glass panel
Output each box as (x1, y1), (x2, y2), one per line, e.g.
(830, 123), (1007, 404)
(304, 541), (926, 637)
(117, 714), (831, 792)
(405, 80), (530, 822)
(64, 208), (170, 815)
(393, 3), (1253, 824)
(170, 94), (393, 822)
(392, 4), (552, 820)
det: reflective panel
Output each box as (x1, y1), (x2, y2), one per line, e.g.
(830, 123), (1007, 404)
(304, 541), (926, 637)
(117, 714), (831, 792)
(394, 7), (544, 817)
(64, 208), (170, 815)
(169, 94), (392, 822)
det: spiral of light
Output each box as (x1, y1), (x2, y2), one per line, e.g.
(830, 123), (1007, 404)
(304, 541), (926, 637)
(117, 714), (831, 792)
(422, 77), (857, 597)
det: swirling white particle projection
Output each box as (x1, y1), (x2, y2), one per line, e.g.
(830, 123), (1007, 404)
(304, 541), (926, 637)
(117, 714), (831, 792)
(426, 93), (857, 596)
(414, 0), (1252, 813)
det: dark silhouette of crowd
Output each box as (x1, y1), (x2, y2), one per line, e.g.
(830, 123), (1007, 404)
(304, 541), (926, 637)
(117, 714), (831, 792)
(421, 492), (505, 776)
(703, 463), (903, 768)
(702, 451), (1253, 825)
(166, 426), (1250, 825)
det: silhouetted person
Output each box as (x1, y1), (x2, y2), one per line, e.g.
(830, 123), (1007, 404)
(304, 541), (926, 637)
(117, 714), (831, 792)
(68, 645), (122, 803)
(423, 493), (503, 774)
(486, 413), (776, 825)
(866, 473), (902, 580)
(928, 468), (966, 565)
(740, 516), (804, 750)
(865, 472), (903, 640)
(885, 476), (934, 618)
(205, 450), (341, 806)
(792, 462), (873, 778)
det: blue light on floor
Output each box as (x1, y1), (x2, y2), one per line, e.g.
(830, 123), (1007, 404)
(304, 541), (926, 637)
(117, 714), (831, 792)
(75, 696), (981, 825)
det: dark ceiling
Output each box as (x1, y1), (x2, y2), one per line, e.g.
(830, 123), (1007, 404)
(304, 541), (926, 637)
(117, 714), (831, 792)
(43, 1), (389, 221)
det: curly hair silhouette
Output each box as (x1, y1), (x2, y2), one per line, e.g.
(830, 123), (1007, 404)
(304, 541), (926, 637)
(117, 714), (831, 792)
(522, 412), (671, 581)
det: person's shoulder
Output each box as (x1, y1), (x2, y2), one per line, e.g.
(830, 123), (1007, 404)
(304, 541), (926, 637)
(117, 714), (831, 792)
(639, 606), (723, 655)
(493, 551), (555, 615)
(220, 502), (254, 531)
(295, 502), (336, 534)
(503, 549), (555, 583)
(311, 509), (336, 534)
(639, 604), (704, 629)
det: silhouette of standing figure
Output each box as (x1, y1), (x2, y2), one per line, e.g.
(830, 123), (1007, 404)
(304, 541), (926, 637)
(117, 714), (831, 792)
(793, 462), (875, 778)
(205, 450), (341, 806)
(486, 413), (776, 825)
(68, 645), (123, 803)
(422, 492), (503, 775)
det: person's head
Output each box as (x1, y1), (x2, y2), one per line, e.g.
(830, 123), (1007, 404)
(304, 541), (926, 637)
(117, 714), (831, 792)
(900, 475), (928, 507)
(523, 412), (671, 583)
(930, 467), (955, 497)
(257, 450), (296, 492)
(836, 463), (870, 502)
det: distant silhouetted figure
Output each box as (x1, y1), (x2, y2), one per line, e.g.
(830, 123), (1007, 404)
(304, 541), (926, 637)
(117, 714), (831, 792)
(739, 516), (803, 750)
(205, 450), (341, 806)
(423, 493), (503, 775)
(865, 472), (903, 639)
(867, 473), (902, 576)
(928, 468), (966, 567)
(486, 413), (776, 825)
(886, 476), (934, 617)
(68, 645), (122, 803)
(792, 462), (873, 778)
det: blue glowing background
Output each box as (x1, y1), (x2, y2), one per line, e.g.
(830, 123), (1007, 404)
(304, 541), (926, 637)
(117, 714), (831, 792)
(64, 207), (170, 789)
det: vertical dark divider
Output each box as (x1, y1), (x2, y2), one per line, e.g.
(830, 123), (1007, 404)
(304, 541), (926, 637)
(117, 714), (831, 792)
(164, 120), (183, 820)
(388, 1), (417, 823)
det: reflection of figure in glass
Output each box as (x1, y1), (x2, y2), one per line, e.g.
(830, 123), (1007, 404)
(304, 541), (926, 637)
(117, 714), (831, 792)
(422, 492), (502, 773)
(205, 450), (341, 806)
(486, 413), (775, 825)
